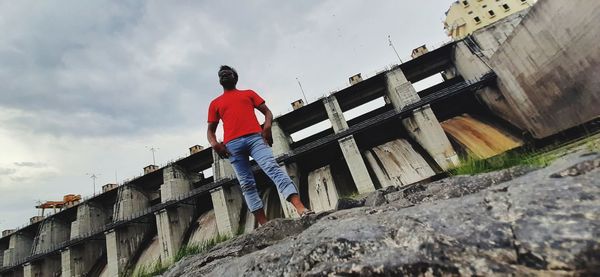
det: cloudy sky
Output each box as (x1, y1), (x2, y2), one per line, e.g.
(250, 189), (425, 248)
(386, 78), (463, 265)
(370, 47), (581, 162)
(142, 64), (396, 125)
(0, 0), (453, 230)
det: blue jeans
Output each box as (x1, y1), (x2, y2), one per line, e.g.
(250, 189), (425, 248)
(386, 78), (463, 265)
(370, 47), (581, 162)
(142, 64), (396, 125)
(226, 133), (298, 212)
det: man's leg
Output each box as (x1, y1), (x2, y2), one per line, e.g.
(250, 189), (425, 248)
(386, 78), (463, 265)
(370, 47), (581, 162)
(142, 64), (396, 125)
(248, 135), (309, 215)
(226, 139), (267, 225)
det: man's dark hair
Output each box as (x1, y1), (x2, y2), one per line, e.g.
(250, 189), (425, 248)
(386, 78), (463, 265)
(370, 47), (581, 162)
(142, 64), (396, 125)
(219, 65), (238, 79)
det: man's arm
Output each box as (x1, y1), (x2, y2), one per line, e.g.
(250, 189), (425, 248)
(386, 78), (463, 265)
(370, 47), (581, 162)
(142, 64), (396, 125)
(256, 103), (274, 146)
(207, 121), (230, 158)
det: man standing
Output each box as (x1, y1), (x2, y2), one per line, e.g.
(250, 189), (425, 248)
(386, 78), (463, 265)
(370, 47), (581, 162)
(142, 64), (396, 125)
(207, 65), (313, 225)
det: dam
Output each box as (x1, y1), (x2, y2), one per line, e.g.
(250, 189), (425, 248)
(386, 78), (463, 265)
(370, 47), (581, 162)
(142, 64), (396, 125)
(1, 0), (599, 276)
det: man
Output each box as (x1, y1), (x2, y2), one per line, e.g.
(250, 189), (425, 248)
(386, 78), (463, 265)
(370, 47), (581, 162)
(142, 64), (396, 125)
(207, 65), (313, 225)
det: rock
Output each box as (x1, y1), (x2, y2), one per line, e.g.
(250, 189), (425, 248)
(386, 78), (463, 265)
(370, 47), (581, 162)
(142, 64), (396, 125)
(364, 190), (387, 207)
(163, 152), (600, 276)
(335, 197), (365, 210)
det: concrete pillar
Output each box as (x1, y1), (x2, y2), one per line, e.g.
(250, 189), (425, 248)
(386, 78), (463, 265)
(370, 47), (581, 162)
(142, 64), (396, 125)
(23, 254), (60, 277)
(22, 263), (40, 277)
(3, 232), (33, 267)
(32, 218), (70, 255)
(105, 185), (152, 277)
(323, 95), (376, 194)
(60, 202), (108, 277)
(385, 68), (460, 170)
(155, 165), (195, 262)
(271, 121), (300, 219)
(70, 202), (108, 239)
(210, 185), (243, 236)
(210, 150), (243, 236)
(61, 241), (104, 277)
(323, 96), (349, 133)
(338, 135), (376, 194)
(308, 165), (339, 212)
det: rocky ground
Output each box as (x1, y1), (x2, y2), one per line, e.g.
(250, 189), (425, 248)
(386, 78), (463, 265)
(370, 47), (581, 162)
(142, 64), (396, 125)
(162, 150), (599, 276)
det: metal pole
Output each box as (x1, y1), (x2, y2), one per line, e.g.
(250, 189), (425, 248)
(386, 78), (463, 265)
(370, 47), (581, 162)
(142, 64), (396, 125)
(388, 35), (403, 64)
(296, 77), (309, 104)
(146, 146), (159, 165)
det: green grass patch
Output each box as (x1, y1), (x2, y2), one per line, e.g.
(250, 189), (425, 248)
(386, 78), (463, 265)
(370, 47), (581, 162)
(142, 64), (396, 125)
(133, 234), (233, 277)
(339, 192), (362, 200)
(450, 150), (553, 176)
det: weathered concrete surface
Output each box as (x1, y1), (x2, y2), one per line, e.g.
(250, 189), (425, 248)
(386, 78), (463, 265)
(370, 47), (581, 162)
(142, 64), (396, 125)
(441, 114), (522, 159)
(106, 184), (153, 276)
(338, 135), (376, 194)
(211, 150), (244, 236)
(32, 218), (70, 255)
(460, 0), (600, 138)
(61, 241), (105, 277)
(130, 235), (161, 277)
(156, 165), (195, 262)
(307, 165), (339, 213)
(385, 68), (460, 170)
(163, 150), (600, 276)
(70, 202), (109, 239)
(211, 185), (243, 236)
(3, 233), (33, 267)
(364, 139), (435, 188)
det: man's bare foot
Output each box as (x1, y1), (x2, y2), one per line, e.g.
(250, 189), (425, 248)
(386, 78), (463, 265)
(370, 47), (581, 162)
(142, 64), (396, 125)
(288, 194), (310, 215)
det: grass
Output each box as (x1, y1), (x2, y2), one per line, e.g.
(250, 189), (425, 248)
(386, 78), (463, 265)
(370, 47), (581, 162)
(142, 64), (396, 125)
(339, 192), (362, 200)
(133, 234), (233, 277)
(450, 132), (600, 176)
(449, 150), (552, 176)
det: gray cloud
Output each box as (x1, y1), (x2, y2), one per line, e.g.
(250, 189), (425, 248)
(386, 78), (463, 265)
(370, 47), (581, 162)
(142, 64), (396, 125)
(14, 162), (47, 168)
(0, 168), (17, 175)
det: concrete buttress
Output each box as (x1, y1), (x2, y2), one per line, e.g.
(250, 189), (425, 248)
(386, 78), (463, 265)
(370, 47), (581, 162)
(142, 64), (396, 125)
(385, 68), (460, 170)
(61, 202), (109, 277)
(32, 218), (70, 255)
(105, 185), (152, 277)
(271, 121), (301, 218)
(210, 150), (244, 236)
(155, 165), (195, 262)
(323, 95), (376, 194)
(3, 232), (33, 267)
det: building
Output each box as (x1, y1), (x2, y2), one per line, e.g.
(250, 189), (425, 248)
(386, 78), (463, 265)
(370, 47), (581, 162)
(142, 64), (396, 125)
(444, 0), (536, 40)
(411, 45), (429, 59)
(291, 99), (304, 110)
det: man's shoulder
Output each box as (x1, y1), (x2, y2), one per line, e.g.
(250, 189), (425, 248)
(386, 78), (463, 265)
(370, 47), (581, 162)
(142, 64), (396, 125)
(210, 94), (225, 104)
(237, 89), (257, 94)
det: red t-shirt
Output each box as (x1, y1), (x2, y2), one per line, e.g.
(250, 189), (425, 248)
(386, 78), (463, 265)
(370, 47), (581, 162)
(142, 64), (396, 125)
(207, 89), (265, 144)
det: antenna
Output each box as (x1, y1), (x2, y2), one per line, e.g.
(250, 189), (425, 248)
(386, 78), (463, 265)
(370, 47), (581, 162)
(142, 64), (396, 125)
(388, 35), (403, 64)
(86, 173), (100, 196)
(296, 77), (309, 104)
(146, 146), (159, 165)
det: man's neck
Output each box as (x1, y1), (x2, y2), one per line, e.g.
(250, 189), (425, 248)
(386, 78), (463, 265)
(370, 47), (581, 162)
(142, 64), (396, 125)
(223, 86), (236, 91)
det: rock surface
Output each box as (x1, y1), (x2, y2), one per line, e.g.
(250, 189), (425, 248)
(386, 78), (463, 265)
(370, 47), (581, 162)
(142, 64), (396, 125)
(163, 152), (600, 276)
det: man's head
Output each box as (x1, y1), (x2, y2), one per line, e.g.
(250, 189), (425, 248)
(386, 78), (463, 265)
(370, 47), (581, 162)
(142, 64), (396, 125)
(218, 65), (238, 90)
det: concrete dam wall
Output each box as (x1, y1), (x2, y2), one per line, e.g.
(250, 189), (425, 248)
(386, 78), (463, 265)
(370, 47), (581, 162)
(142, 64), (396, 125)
(1, 1), (599, 275)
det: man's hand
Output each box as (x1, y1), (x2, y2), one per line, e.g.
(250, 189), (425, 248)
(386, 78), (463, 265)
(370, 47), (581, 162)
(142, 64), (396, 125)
(213, 142), (231, 158)
(257, 103), (274, 147)
(262, 126), (273, 146)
